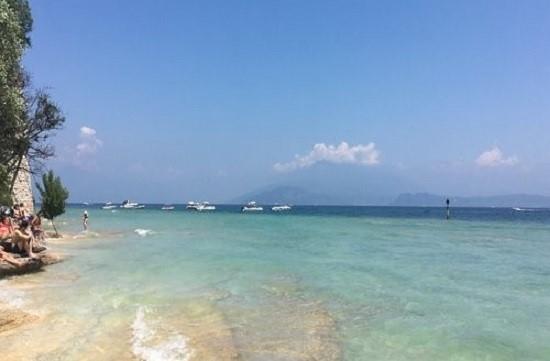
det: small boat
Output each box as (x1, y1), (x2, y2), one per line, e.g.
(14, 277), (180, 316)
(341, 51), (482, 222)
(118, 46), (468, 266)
(161, 205), (175, 210)
(272, 205), (292, 212)
(198, 205), (215, 211)
(187, 201), (216, 211)
(197, 202), (215, 211)
(242, 201), (263, 212)
(120, 200), (143, 209)
(186, 201), (199, 210)
(101, 202), (117, 210)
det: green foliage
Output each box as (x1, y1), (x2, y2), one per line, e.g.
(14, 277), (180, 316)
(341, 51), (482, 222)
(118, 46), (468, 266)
(0, 0), (26, 128)
(5, 0), (32, 46)
(36, 170), (69, 234)
(0, 0), (28, 182)
(11, 87), (66, 183)
(0, 0), (64, 193)
(0, 166), (12, 205)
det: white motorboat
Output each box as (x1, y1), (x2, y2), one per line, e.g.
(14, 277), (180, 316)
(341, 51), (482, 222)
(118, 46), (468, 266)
(120, 200), (141, 209)
(187, 201), (215, 211)
(197, 202), (216, 211)
(161, 205), (175, 210)
(272, 205), (292, 212)
(241, 201), (263, 212)
(186, 201), (199, 210)
(102, 202), (117, 210)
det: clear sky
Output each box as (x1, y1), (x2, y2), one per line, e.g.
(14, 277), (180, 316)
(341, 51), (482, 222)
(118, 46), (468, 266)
(24, 0), (550, 203)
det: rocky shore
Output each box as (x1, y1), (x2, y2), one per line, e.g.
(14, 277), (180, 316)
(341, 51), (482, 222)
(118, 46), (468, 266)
(0, 240), (63, 336)
(0, 251), (63, 278)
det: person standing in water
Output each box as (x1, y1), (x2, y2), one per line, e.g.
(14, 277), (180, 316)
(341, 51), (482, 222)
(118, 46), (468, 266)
(446, 198), (451, 220)
(82, 210), (89, 231)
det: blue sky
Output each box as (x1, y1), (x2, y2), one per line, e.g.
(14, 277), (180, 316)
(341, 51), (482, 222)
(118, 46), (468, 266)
(24, 0), (550, 203)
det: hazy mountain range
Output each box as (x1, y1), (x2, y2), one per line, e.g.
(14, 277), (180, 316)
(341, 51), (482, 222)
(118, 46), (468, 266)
(224, 163), (550, 207)
(231, 164), (415, 205)
(232, 186), (550, 208)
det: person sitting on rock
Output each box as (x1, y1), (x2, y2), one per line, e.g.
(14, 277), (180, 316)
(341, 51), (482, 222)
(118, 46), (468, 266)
(0, 213), (14, 241)
(0, 245), (23, 267)
(12, 219), (35, 258)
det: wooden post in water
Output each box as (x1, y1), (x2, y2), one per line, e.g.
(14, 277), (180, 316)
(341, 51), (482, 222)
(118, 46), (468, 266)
(446, 198), (450, 220)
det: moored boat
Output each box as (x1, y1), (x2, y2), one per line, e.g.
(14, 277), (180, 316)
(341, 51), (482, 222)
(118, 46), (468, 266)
(186, 201), (199, 210)
(272, 205), (292, 212)
(187, 201), (215, 211)
(120, 200), (144, 209)
(102, 202), (117, 210)
(242, 201), (263, 212)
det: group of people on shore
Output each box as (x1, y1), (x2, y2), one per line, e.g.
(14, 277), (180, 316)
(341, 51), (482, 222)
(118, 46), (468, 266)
(0, 203), (46, 267)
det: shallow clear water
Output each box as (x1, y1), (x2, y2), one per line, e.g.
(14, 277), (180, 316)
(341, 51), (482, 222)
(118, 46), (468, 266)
(2, 205), (550, 360)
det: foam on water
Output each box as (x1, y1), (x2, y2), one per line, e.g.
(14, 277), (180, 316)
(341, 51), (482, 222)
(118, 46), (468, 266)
(131, 306), (193, 361)
(135, 228), (154, 237)
(512, 207), (538, 212)
(72, 230), (102, 239)
(0, 280), (26, 308)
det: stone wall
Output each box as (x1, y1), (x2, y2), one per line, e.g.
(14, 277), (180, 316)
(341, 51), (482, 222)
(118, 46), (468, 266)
(11, 157), (34, 213)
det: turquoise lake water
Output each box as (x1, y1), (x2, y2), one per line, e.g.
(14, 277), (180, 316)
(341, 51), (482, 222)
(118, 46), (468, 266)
(2, 205), (550, 360)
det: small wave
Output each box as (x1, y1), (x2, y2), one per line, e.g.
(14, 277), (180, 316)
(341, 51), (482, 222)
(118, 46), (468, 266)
(131, 307), (192, 361)
(135, 229), (155, 237)
(513, 207), (537, 212)
(72, 231), (101, 239)
(0, 280), (26, 308)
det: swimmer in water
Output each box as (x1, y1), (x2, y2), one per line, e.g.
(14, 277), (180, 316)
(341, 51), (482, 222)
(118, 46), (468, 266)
(82, 210), (89, 231)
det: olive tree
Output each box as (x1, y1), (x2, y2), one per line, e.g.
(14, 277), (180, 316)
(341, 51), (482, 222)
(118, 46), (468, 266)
(36, 170), (69, 236)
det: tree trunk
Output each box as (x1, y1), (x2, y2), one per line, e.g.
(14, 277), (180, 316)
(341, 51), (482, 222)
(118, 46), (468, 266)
(51, 219), (58, 237)
(9, 155), (24, 194)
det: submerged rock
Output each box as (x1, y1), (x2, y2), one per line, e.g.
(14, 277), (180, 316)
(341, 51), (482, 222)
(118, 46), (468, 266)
(0, 307), (39, 334)
(0, 252), (63, 278)
(45, 231), (63, 239)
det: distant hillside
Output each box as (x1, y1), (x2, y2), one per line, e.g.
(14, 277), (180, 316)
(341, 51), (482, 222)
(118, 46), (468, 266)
(391, 193), (550, 208)
(229, 163), (418, 205)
